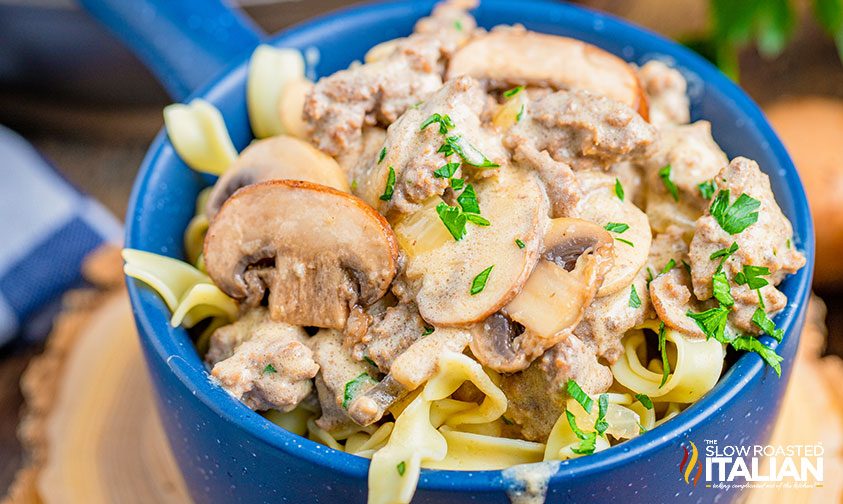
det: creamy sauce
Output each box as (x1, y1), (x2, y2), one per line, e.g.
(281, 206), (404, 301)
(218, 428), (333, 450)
(502, 461), (560, 504)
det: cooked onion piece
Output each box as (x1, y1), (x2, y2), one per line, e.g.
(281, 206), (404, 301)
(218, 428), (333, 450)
(492, 87), (529, 130)
(393, 197), (453, 258)
(278, 77), (313, 140)
(247, 45), (306, 138)
(204, 135), (349, 217)
(447, 27), (648, 118)
(470, 218), (613, 373)
(576, 171), (652, 296)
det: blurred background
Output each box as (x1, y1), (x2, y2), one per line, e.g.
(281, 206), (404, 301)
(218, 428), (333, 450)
(0, 0), (841, 497)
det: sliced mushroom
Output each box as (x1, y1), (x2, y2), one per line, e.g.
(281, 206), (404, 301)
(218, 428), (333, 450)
(400, 168), (549, 326)
(347, 326), (471, 426)
(277, 77), (313, 140)
(576, 171), (652, 296)
(470, 218), (613, 373)
(205, 135), (349, 218)
(649, 268), (707, 339)
(204, 180), (399, 329)
(447, 27), (648, 119)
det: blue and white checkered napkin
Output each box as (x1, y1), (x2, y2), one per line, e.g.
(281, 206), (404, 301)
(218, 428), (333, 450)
(0, 125), (122, 346)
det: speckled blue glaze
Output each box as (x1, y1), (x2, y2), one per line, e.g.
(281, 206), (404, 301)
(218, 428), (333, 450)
(121, 1), (814, 502)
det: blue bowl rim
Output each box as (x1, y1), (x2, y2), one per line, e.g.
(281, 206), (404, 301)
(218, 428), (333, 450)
(125, 0), (816, 493)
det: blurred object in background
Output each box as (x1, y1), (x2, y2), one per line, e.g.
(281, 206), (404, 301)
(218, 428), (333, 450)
(0, 125), (121, 346)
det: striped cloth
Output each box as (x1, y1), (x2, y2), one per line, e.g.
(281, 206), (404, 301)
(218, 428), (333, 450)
(0, 125), (122, 346)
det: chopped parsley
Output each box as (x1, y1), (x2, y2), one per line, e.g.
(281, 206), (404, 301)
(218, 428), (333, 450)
(566, 379), (593, 413)
(604, 222), (630, 233)
(470, 265), (494, 295)
(439, 135), (499, 168)
(629, 284), (642, 308)
(515, 238), (526, 249)
(731, 335), (783, 376)
(614, 178), (625, 201)
(501, 416), (514, 425)
(710, 242), (739, 272)
(450, 177), (465, 190)
(263, 364), (277, 374)
(594, 394), (609, 436)
(735, 265), (770, 290)
(616, 238), (635, 247)
(363, 356), (377, 367)
(420, 113), (455, 134)
(465, 214), (490, 226)
(661, 258), (676, 275)
(659, 165), (680, 202)
(712, 270), (735, 307)
(565, 410), (597, 455)
(422, 326), (435, 336)
(379, 166), (395, 201)
(503, 85), (524, 98)
(457, 183), (481, 214)
(635, 393), (654, 409)
(658, 322), (670, 387)
(342, 372), (377, 409)
(682, 260), (692, 275)
(516, 104), (525, 122)
(397, 461), (406, 476)
(698, 180), (718, 199)
(710, 190), (760, 235)
(378, 146), (387, 164)
(436, 202), (467, 240)
(687, 305), (730, 342)
(433, 162), (460, 179)
(351, 179), (358, 191)
(751, 308), (783, 342)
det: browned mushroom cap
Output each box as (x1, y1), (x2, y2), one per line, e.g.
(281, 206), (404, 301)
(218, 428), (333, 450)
(205, 135), (349, 218)
(469, 218), (614, 373)
(204, 180), (399, 329)
(446, 28), (649, 120)
(649, 268), (706, 339)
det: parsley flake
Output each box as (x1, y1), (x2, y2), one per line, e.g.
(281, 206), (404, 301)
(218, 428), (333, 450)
(604, 222), (630, 233)
(687, 306), (730, 342)
(565, 410), (597, 455)
(516, 104), (525, 122)
(616, 238), (635, 247)
(433, 162), (460, 179)
(712, 270), (735, 307)
(735, 265), (770, 290)
(731, 336), (783, 376)
(457, 183), (481, 214)
(515, 238), (526, 249)
(420, 113), (455, 134)
(363, 356), (377, 367)
(342, 372), (377, 409)
(350, 179), (358, 191)
(658, 322), (670, 387)
(698, 180), (717, 199)
(397, 461), (406, 476)
(379, 166), (395, 201)
(422, 326), (435, 336)
(629, 284), (642, 308)
(751, 308), (783, 342)
(263, 364), (277, 374)
(503, 85), (524, 98)
(635, 393), (654, 409)
(710, 190), (760, 234)
(661, 258), (676, 275)
(566, 379), (593, 413)
(614, 178), (625, 201)
(470, 265), (494, 295)
(594, 394), (609, 436)
(436, 202), (467, 241)
(377, 147), (387, 164)
(465, 214), (490, 226)
(710, 242), (739, 272)
(441, 135), (499, 168)
(659, 165), (680, 202)
(450, 177), (465, 190)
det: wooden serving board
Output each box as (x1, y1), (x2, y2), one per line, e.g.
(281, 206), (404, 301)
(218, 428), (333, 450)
(2, 247), (841, 504)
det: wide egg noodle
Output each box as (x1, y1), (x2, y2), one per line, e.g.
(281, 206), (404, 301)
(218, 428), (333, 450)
(163, 99), (237, 175)
(610, 320), (725, 402)
(247, 45), (306, 139)
(122, 249), (237, 328)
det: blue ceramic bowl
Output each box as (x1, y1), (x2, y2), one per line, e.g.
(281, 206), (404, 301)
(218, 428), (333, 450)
(122, 0), (814, 502)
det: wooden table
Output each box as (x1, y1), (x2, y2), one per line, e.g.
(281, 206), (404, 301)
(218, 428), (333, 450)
(1, 0), (842, 495)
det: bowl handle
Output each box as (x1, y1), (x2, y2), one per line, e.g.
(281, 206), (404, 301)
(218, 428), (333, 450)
(77, 0), (265, 101)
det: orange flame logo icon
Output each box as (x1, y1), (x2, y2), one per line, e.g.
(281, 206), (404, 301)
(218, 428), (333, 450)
(679, 441), (703, 486)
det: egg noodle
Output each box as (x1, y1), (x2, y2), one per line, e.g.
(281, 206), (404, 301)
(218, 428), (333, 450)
(127, 2), (806, 502)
